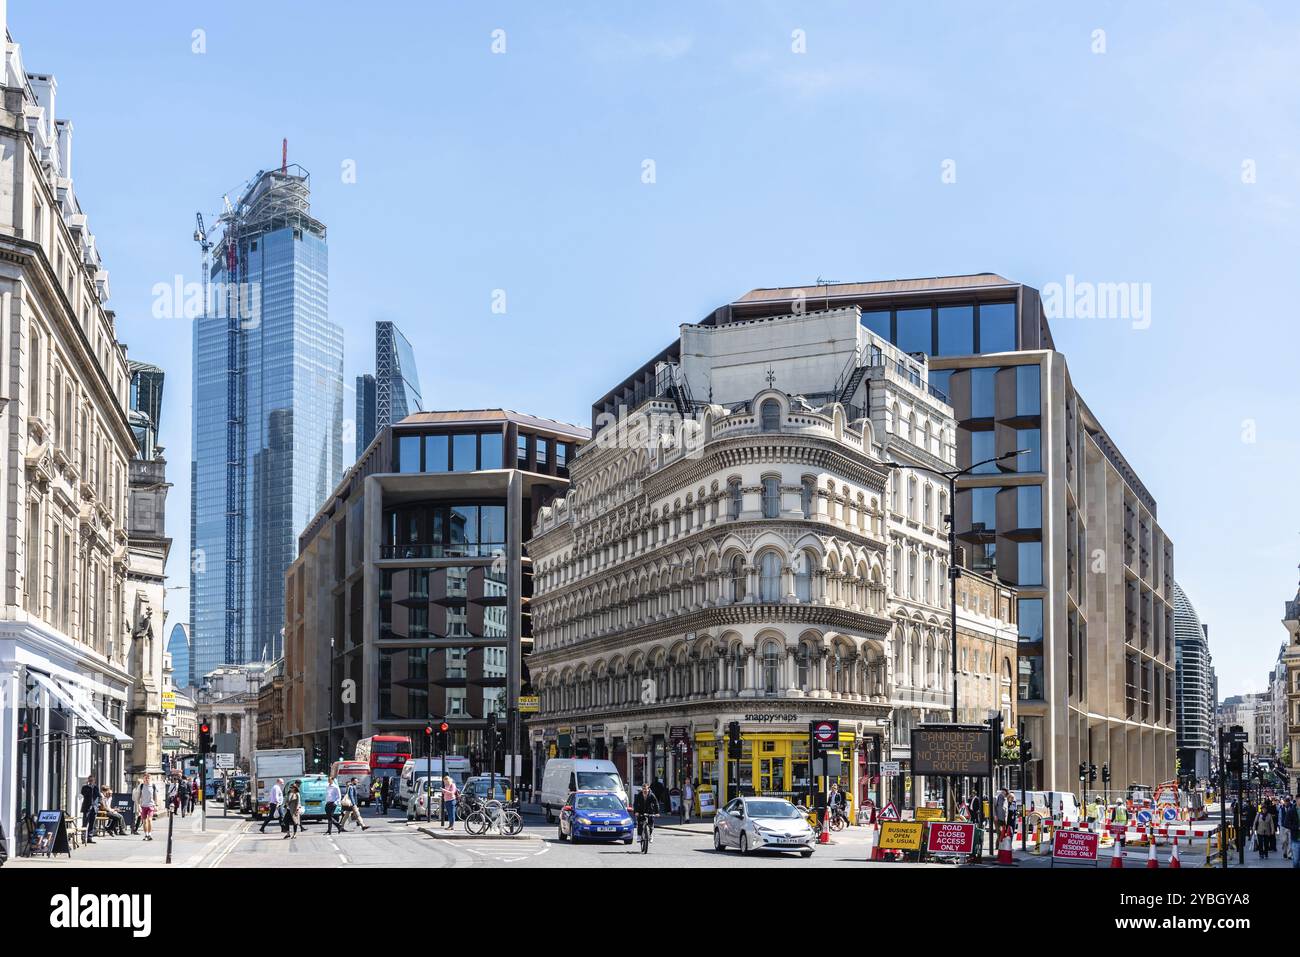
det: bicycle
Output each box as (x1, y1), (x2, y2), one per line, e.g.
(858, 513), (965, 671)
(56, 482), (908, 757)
(637, 813), (656, 853)
(828, 805), (850, 832)
(464, 798), (523, 836)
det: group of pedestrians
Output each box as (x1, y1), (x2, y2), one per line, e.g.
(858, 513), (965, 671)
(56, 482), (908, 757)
(1244, 795), (1299, 864)
(78, 771), (172, 844)
(257, 775), (373, 838)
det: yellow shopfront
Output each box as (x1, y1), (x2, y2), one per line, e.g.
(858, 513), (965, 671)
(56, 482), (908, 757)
(696, 728), (857, 808)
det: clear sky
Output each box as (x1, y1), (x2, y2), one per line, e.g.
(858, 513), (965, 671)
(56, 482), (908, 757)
(14, 1), (1299, 697)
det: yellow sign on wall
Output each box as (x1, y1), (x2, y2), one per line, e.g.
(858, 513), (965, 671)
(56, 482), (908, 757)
(878, 822), (925, 850)
(161, 691), (175, 712)
(916, 807), (944, 822)
(518, 695), (540, 714)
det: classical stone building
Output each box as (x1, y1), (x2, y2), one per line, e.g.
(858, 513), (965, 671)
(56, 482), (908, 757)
(1284, 579), (1300, 768)
(0, 19), (138, 845)
(527, 305), (1017, 812)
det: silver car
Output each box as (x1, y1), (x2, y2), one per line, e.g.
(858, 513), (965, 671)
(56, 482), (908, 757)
(713, 796), (816, 857)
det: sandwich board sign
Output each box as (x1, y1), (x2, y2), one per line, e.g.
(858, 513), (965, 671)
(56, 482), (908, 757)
(926, 821), (976, 855)
(1052, 829), (1099, 867)
(878, 822), (924, 851)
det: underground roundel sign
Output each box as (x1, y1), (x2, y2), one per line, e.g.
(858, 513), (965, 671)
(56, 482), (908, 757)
(814, 721), (837, 744)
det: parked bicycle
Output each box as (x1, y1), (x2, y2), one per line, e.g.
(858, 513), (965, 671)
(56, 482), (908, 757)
(463, 797), (523, 836)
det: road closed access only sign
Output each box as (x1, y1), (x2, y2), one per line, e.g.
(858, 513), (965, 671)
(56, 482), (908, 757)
(926, 822), (976, 855)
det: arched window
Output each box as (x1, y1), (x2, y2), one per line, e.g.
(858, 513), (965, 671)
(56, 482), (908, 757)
(794, 551), (813, 602)
(730, 556), (746, 602)
(801, 477), (814, 519)
(759, 552), (782, 602)
(760, 399), (781, 432)
(797, 644), (810, 690)
(728, 480), (742, 520)
(762, 642), (781, 695)
(732, 647), (745, 691)
(762, 477), (781, 518)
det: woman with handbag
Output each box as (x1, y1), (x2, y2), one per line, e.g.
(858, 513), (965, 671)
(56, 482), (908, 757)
(342, 778), (369, 831)
(282, 782), (302, 840)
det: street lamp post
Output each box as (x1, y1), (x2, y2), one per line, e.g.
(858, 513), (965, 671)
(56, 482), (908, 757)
(328, 635), (334, 777)
(885, 449), (1027, 818)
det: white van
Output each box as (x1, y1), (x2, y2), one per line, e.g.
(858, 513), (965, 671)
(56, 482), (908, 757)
(540, 758), (627, 822)
(1021, 790), (1081, 824)
(398, 756), (470, 809)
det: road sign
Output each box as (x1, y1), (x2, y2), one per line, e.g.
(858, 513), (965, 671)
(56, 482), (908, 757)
(879, 801), (899, 820)
(911, 726), (992, 776)
(810, 720), (840, 758)
(1136, 808), (1152, 825)
(1052, 829), (1100, 865)
(881, 760), (900, 776)
(1161, 804), (1178, 822)
(878, 822), (925, 851)
(518, 695), (540, 714)
(162, 735), (183, 751)
(669, 725), (689, 744)
(1226, 731), (1249, 743)
(916, 807), (944, 822)
(926, 821), (976, 854)
(215, 753), (235, 769)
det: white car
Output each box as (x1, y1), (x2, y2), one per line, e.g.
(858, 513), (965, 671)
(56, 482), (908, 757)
(713, 796), (815, 857)
(406, 777), (445, 822)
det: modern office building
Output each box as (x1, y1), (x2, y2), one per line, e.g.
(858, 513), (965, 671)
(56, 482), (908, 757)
(191, 161), (344, 683)
(1172, 582), (1213, 780)
(124, 360), (174, 778)
(0, 20), (137, 848)
(356, 320), (423, 455)
(529, 304), (1016, 812)
(167, 622), (192, 691)
(282, 410), (584, 782)
(659, 275), (1178, 792)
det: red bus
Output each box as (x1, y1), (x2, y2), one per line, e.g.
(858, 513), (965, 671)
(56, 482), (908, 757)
(355, 735), (412, 780)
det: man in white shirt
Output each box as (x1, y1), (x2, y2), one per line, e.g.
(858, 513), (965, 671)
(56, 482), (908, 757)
(325, 776), (344, 835)
(135, 773), (158, 842)
(259, 778), (285, 833)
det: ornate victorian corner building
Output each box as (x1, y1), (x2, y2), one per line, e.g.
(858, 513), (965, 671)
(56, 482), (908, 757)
(527, 301), (994, 811)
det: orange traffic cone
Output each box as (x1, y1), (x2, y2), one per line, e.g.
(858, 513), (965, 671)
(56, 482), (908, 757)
(1146, 839), (1159, 869)
(1111, 838), (1125, 868)
(1169, 836), (1181, 869)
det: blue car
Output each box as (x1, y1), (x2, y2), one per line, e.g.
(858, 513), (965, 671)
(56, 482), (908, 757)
(558, 790), (635, 844)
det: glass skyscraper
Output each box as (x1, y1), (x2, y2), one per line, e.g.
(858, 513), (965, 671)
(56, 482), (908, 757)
(356, 320), (422, 454)
(191, 165), (343, 684)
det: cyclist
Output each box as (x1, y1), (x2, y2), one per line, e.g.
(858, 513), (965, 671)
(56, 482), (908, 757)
(827, 782), (849, 829)
(632, 783), (661, 851)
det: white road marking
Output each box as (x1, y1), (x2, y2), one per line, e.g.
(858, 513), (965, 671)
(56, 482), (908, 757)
(205, 822), (250, 868)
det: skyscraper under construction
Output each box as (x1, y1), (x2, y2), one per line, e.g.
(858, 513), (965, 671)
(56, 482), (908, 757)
(190, 161), (343, 685)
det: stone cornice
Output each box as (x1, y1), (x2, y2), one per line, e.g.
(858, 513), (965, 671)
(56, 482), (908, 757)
(528, 696), (891, 727)
(643, 433), (888, 502)
(530, 600), (891, 668)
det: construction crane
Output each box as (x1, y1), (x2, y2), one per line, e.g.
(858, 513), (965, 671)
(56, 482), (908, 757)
(193, 212), (211, 317)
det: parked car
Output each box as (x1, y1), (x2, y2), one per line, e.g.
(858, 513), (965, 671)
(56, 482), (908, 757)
(462, 776), (511, 805)
(406, 776), (443, 822)
(713, 796), (815, 857)
(558, 790), (635, 844)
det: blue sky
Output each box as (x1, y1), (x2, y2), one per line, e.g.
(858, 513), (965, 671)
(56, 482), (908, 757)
(15, 1), (1300, 696)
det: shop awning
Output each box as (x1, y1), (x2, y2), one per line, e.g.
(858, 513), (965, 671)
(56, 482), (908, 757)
(28, 671), (132, 744)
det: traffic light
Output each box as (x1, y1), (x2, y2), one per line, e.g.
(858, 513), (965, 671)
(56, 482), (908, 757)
(311, 744), (322, 767)
(727, 721), (742, 760)
(1102, 762), (1111, 784)
(1021, 740), (1033, 764)
(1089, 763), (1098, 784)
(198, 717), (212, 756)
(1078, 762), (1087, 782)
